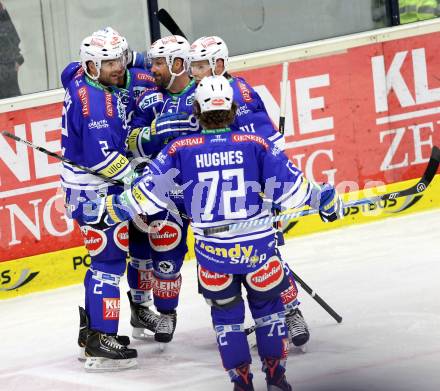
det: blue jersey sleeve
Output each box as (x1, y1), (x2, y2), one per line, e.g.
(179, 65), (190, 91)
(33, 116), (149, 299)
(259, 142), (311, 210)
(130, 51), (146, 69)
(123, 143), (182, 217)
(130, 88), (164, 129)
(231, 77), (285, 149)
(62, 82), (131, 182)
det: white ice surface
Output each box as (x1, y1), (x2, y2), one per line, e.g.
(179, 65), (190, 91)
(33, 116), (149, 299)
(1, 210), (440, 391)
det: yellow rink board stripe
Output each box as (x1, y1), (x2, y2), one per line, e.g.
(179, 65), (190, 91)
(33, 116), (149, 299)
(1, 174), (439, 299)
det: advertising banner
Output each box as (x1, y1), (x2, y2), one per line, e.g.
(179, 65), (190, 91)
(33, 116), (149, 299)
(1, 30), (440, 298)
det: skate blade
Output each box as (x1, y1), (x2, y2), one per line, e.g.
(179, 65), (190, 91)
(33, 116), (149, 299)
(84, 357), (137, 372)
(247, 333), (257, 349)
(291, 343), (307, 353)
(132, 327), (155, 340)
(158, 343), (167, 352)
(78, 346), (86, 361)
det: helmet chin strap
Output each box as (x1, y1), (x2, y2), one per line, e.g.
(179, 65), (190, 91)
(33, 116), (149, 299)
(84, 61), (101, 81)
(166, 67), (185, 90)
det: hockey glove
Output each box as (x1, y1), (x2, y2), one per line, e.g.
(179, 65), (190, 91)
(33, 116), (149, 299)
(127, 113), (199, 158)
(151, 112), (199, 138)
(82, 194), (133, 230)
(311, 183), (344, 223)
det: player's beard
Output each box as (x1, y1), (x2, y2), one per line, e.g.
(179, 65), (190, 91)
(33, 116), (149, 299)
(153, 72), (171, 89)
(100, 70), (125, 87)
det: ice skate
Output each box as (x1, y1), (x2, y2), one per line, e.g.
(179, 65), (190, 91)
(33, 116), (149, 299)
(285, 308), (309, 350)
(155, 310), (177, 349)
(229, 363), (254, 391)
(78, 306), (130, 361)
(127, 292), (159, 340)
(263, 358), (292, 391)
(84, 330), (137, 372)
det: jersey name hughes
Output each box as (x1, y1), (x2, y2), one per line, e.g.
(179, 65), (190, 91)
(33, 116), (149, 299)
(195, 150), (244, 168)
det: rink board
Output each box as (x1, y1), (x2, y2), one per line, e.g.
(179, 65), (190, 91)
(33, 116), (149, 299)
(1, 174), (439, 300)
(2, 20), (440, 298)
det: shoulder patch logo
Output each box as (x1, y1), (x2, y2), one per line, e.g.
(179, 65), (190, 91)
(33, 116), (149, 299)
(237, 81), (253, 103)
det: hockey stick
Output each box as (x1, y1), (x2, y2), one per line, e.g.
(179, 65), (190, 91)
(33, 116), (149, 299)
(278, 62), (289, 134)
(205, 145), (440, 235)
(245, 266), (343, 336)
(1, 130), (191, 221)
(1, 130), (123, 185)
(244, 145), (440, 333)
(157, 8), (187, 38)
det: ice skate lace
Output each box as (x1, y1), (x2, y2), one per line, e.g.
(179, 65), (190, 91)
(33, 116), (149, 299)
(139, 307), (159, 328)
(285, 309), (308, 337)
(156, 314), (174, 334)
(102, 334), (125, 350)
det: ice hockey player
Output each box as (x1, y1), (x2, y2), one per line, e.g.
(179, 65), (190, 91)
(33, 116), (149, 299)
(61, 29), (139, 371)
(60, 27), (162, 362)
(125, 35), (199, 345)
(190, 35), (310, 349)
(79, 75), (344, 389)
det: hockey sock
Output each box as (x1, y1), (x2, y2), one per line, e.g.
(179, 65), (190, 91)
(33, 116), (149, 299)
(280, 262), (299, 310)
(127, 258), (153, 305)
(85, 267), (122, 334)
(152, 271), (182, 312)
(249, 297), (289, 360)
(211, 299), (252, 370)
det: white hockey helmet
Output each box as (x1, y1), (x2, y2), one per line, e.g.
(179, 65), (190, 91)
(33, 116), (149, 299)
(148, 35), (191, 73)
(80, 28), (126, 80)
(190, 36), (229, 76)
(195, 75), (233, 112)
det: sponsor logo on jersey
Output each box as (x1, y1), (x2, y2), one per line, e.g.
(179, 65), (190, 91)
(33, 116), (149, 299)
(74, 67), (84, 79)
(186, 94), (195, 106)
(113, 222), (129, 251)
(148, 220), (181, 251)
(168, 136), (205, 155)
(158, 260), (175, 274)
(210, 135), (227, 143)
(156, 151), (168, 164)
(152, 275), (182, 299)
(198, 265), (233, 292)
(271, 145), (282, 156)
(0, 268), (39, 291)
(78, 86), (90, 116)
(196, 240), (255, 260)
(138, 269), (153, 290)
(99, 154), (129, 178)
(237, 81), (253, 103)
(246, 256), (284, 292)
(104, 91), (113, 117)
(136, 72), (155, 83)
(139, 92), (163, 110)
(103, 298), (120, 320)
(236, 104), (251, 117)
(87, 119), (109, 130)
(280, 275), (298, 305)
(80, 226), (107, 256)
(232, 133), (269, 149)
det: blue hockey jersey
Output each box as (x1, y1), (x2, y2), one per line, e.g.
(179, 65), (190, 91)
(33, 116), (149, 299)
(230, 76), (284, 149)
(61, 61), (157, 193)
(128, 76), (284, 159)
(125, 129), (311, 274)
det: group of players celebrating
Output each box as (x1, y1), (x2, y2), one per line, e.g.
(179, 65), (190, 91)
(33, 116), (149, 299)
(60, 27), (343, 390)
